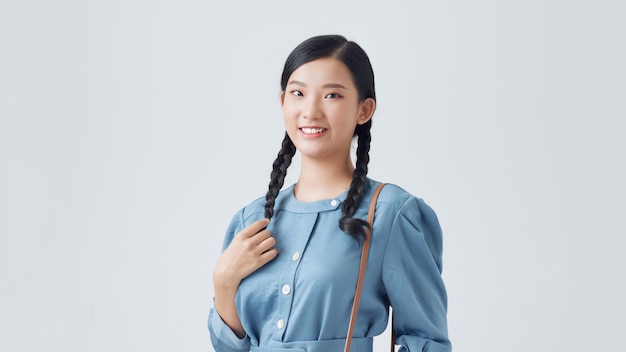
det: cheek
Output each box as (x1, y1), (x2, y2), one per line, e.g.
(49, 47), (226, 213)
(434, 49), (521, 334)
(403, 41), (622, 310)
(332, 107), (359, 127)
(282, 106), (300, 133)
(281, 102), (298, 120)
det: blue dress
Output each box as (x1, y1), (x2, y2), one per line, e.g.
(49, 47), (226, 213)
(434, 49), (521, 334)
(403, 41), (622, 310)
(209, 179), (451, 352)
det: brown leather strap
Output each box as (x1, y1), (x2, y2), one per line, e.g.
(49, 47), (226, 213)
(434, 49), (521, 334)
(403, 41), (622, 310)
(344, 183), (387, 352)
(391, 319), (396, 352)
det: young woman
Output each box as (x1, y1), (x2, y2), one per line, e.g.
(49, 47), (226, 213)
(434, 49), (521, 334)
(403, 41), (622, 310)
(209, 35), (451, 352)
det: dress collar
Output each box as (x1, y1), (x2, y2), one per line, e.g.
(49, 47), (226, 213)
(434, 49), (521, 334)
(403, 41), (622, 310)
(273, 183), (348, 214)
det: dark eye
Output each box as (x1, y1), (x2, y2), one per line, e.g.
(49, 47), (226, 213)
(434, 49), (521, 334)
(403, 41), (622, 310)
(291, 90), (303, 97)
(325, 93), (341, 99)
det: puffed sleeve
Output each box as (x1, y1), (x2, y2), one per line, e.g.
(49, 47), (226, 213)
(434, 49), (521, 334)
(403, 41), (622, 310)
(208, 209), (251, 352)
(382, 196), (451, 352)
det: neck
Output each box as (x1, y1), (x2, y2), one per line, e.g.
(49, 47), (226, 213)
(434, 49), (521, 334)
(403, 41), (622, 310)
(294, 155), (355, 202)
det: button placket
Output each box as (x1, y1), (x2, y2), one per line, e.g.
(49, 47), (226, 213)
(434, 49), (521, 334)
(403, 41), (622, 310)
(271, 213), (318, 341)
(276, 252), (297, 334)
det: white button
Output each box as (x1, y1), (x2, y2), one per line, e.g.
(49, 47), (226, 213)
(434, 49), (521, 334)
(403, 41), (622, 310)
(281, 284), (291, 295)
(277, 319), (285, 329)
(292, 252), (300, 261)
(330, 199), (339, 206)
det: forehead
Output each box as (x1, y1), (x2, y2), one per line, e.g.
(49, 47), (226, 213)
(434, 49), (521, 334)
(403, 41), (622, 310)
(287, 57), (355, 87)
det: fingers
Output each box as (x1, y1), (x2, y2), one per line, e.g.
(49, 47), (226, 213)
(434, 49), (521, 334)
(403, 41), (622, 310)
(239, 218), (270, 238)
(256, 235), (276, 254)
(235, 217), (278, 263)
(259, 247), (279, 264)
(251, 228), (272, 245)
(234, 218), (277, 254)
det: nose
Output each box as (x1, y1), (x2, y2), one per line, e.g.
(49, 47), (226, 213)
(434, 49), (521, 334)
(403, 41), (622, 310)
(303, 96), (322, 120)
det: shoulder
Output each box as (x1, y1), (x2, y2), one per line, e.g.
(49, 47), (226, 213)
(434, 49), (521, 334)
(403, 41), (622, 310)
(369, 179), (430, 210)
(367, 179), (439, 227)
(374, 182), (413, 206)
(369, 179), (444, 267)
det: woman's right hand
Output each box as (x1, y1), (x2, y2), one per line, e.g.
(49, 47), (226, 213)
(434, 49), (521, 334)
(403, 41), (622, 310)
(212, 218), (278, 338)
(213, 218), (278, 290)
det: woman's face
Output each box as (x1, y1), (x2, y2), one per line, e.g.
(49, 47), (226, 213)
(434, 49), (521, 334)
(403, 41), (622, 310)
(281, 57), (374, 162)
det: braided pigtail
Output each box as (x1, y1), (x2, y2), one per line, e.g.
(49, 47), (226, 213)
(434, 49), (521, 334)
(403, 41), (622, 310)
(264, 132), (296, 219)
(339, 120), (372, 239)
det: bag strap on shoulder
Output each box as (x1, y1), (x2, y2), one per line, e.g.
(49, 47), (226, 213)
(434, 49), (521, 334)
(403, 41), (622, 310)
(344, 183), (390, 352)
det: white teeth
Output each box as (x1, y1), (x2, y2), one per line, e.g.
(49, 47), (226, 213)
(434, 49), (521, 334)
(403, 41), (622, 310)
(301, 127), (325, 134)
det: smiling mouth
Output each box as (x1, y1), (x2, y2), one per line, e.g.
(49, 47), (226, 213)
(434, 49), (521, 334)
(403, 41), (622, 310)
(300, 127), (327, 135)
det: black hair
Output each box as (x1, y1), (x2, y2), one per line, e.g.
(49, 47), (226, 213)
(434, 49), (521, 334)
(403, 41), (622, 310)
(264, 34), (376, 239)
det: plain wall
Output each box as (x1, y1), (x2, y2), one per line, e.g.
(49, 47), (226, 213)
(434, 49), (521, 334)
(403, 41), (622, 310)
(1, 1), (624, 351)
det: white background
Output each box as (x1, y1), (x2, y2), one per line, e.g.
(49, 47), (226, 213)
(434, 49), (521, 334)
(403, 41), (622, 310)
(1, 1), (624, 351)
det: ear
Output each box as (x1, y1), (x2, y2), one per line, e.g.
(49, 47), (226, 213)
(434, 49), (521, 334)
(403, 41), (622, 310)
(356, 98), (376, 125)
(280, 91), (286, 106)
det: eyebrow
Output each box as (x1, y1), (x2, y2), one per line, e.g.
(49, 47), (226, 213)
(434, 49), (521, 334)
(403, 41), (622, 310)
(287, 80), (347, 89)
